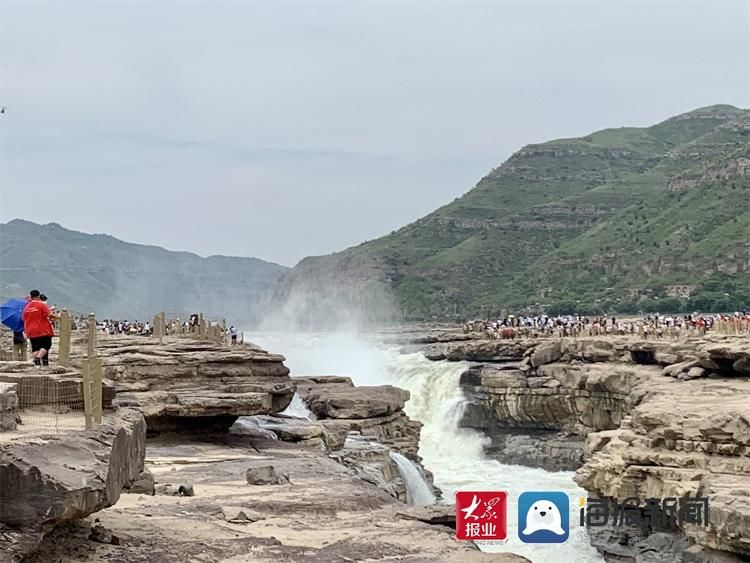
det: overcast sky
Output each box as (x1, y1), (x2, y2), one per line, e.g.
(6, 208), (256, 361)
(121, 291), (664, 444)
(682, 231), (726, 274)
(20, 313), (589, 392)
(1, 1), (748, 267)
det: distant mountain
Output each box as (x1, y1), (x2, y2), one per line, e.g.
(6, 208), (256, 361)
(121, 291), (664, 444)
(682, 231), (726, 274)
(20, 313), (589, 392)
(0, 220), (289, 321)
(270, 104), (750, 322)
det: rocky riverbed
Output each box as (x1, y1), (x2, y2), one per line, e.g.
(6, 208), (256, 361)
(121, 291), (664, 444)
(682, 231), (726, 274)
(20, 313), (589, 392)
(24, 434), (519, 563)
(0, 333), (527, 562)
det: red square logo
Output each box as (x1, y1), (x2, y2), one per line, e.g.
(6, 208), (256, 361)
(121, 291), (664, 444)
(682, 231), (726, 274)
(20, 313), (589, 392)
(455, 491), (508, 542)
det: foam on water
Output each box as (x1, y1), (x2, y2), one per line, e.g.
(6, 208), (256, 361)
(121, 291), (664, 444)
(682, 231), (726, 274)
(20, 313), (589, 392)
(246, 331), (603, 563)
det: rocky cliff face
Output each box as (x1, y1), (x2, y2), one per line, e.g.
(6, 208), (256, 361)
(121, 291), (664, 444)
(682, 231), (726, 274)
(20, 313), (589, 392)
(449, 334), (750, 558)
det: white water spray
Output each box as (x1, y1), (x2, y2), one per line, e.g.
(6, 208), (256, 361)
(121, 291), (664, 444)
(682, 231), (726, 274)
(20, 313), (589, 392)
(281, 393), (315, 420)
(390, 451), (436, 506)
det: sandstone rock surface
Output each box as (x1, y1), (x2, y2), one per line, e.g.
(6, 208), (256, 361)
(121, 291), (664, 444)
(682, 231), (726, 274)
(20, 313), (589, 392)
(295, 376), (424, 460)
(451, 334), (750, 556)
(575, 373), (750, 557)
(246, 464), (289, 485)
(0, 408), (146, 561)
(22, 436), (528, 563)
(301, 383), (409, 420)
(72, 336), (294, 432)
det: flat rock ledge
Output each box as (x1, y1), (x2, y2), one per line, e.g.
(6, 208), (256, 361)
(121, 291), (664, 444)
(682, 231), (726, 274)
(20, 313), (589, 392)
(0, 408), (146, 562)
(75, 335), (295, 433)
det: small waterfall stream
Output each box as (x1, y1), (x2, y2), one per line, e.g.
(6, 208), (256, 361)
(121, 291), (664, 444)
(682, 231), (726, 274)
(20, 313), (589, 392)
(390, 451), (436, 505)
(281, 393), (315, 420)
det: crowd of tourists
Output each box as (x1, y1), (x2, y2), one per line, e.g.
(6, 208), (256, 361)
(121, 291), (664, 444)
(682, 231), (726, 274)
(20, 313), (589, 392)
(8, 293), (244, 370)
(464, 312), (750, 339)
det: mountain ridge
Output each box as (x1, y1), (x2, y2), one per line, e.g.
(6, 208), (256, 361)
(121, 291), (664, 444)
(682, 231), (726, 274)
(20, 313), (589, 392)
(0, 220), (288, 320)
(269, 104), (750, 322)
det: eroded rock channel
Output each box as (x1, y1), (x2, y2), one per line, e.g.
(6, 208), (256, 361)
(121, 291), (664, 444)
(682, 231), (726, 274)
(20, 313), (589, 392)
(426, 333), (750, 561)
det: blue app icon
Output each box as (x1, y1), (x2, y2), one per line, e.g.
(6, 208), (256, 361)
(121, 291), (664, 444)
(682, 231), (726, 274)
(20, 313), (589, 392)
(518, 491), (569, 543)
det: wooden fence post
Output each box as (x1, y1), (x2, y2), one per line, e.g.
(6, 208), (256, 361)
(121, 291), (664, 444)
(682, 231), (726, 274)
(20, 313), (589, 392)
(87, 313), (97, 358)
(82, 312), (103, 428)
(199, 314), (207, 340)
(58, 309), (71, 367)
(81, 358), (93, 430)
(12, 337), (27, 361)
(91, 355), (103, 424)
(153, 312), (165, 344)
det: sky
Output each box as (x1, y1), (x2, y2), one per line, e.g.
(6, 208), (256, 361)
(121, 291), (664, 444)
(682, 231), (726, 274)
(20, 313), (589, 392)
(1, 1), (748, 267)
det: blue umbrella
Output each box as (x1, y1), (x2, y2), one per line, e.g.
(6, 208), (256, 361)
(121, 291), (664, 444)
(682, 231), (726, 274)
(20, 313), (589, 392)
(0, 298), (27, 333)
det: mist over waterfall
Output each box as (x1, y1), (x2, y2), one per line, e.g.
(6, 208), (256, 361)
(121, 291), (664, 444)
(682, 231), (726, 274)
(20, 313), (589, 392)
(390, 451), (436, 506)
(247, 331), (603, 562)
(256, 256), (399, 331)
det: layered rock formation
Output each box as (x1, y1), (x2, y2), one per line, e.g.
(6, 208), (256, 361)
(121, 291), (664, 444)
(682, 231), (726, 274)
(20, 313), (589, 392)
(236, 376), (434, 503)
(0, 408), (146, 561)
(69, 335), (294, 433)
(451, 334), (750, 558)
(295, 376), (424, 460)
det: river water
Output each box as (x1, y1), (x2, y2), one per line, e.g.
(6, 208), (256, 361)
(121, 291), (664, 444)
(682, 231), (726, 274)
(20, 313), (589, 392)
(246, 331), (603, 563)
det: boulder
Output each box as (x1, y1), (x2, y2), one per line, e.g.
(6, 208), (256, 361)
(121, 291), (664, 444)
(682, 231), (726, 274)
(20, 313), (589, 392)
(685, 366), (706, 379)
(529, 340), (562, 368)
(89, 524), (121, 545)
(231, 415), (345, 450)
(0, 408), (146, 560)
(125, 468), (155, 495)
(305, 385), (409, 420)
(178, 483), (195, 497)
(224, 509), (264, 524)
(246, 465), (289, 485)
(734, 356), (750, 377)
(482, 370), (528, 389)
(662, 359), (701, 378)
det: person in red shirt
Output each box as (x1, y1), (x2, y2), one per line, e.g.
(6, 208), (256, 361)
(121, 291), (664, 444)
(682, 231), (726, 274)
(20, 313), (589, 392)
(22, 289), (59, 366)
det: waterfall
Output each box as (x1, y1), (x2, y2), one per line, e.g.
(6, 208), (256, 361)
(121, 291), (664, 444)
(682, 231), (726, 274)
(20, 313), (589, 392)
(244, 331), (604, 562)
(281, 393), (315, 420)
(389, 451), (436, 506)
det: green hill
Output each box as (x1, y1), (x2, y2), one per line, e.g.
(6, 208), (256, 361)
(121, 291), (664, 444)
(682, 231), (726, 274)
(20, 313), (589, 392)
(271, 105), (750, 321)
(0, 220), (288, 320)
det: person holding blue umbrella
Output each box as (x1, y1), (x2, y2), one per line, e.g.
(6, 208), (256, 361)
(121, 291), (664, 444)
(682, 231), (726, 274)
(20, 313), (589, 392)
(0, 296), (28, 334)
(22, 290), (60, 366)
(1, 296), (30, 359)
